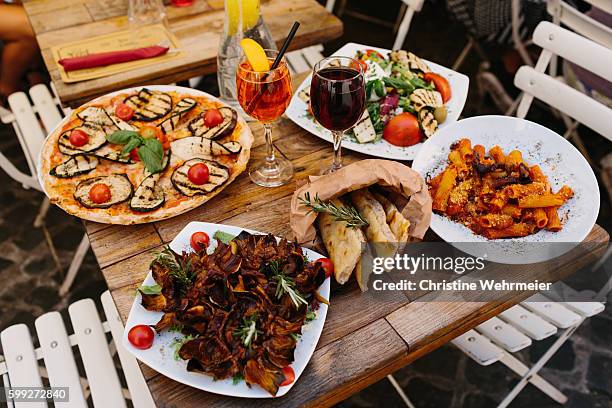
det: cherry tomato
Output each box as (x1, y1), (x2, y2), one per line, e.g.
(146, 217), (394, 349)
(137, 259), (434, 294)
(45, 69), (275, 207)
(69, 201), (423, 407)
(69, 129), (89, 147)
(140, 125), (161, 140)
(130, 147), (141, 162)
(280, 366), (295, 387)
(127, 325), (155, 350)
(365, 49), (384, 59)
(187, 162), (210, 185)
(162, 141), (171, 151)
(350, 58), (368, 73)
(314, 258), (334, 279)
(115, 103), (135, 121)
(383, 112), (422, 147)
(89, 183), (111, 204)
(423, 72), (452, 103)
(203, 109), (224, 128)
(190, 231), (210, 252)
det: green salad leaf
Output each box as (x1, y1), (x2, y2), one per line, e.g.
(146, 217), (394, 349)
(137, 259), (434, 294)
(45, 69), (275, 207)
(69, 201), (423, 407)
(138, 284), (162, 295)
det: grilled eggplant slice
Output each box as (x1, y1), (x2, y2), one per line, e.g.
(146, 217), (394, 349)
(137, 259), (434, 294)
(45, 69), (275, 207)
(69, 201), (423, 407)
(74, 174), (133, 209)
(187, 107), (236, 140)
(158, 97), (197, 134)
(170, 136), (242, 161)
(76, 106), (114, 126)
(58, 123), (108, 154)
(130, 173), (164, 212)
(171, 158), (229, 196)
(410, 89), (443, 111)
(124, 89), (173, 121)
(131, 151), (170, 212)
(50, 155), (98, 178)
(92, 144), (133, 164)
(419, 109), (438, 138)
(352, 110), (376, 143)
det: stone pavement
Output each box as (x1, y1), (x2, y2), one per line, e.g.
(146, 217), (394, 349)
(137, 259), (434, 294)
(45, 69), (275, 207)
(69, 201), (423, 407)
(0, 1), (610, 407)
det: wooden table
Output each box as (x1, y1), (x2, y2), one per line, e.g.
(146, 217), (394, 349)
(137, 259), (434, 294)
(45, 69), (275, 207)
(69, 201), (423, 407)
(22, 0), (343, 108)
(82, 73), (609, 406)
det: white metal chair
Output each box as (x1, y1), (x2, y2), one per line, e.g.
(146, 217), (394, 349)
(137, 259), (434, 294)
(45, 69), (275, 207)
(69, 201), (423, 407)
(0, 84), (90, 296)
(453, 294), (605, 407)
(0, 291), (155, 408)
(514, 21), (612, 142)
(392, 0), (425, 50)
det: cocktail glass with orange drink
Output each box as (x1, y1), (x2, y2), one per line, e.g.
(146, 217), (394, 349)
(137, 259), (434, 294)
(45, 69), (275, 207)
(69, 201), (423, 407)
(236, 40), (294, 187)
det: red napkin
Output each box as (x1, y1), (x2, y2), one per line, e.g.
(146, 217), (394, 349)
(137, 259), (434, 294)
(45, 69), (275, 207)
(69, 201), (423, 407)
(58, 45), (170, 72)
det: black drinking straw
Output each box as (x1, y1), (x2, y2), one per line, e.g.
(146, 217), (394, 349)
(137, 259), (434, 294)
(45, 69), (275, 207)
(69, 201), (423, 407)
(246, 21), (300, 112)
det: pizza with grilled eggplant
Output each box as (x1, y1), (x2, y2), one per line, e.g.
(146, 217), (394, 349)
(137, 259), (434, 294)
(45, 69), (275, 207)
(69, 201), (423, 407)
(39, 86), (253, 224)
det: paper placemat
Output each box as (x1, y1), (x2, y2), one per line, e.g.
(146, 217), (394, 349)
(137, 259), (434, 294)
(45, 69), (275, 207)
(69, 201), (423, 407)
(52, 24), (183, 83)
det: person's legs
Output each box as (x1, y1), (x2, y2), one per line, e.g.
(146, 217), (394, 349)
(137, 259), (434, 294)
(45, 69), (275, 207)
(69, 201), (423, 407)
(0, 4), (39, 97)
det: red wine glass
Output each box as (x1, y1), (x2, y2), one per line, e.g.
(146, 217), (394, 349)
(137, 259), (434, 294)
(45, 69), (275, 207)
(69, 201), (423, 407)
(310, 56), (365, 174)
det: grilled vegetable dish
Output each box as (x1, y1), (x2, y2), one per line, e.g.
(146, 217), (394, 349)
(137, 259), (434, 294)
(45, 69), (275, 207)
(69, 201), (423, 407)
(299, 49), (452, 147)
(139, 231), (327, 396)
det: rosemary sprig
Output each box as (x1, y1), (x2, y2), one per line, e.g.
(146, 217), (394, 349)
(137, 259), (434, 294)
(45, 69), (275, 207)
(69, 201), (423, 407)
(233, 314), (262, 347)
(268, 259), (308, 309)
(299, 192), (369, 228)
(152, 247), (194, 294)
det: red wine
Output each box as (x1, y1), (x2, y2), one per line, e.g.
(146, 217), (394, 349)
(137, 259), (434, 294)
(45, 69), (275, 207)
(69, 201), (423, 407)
(310, 67), (365, 131)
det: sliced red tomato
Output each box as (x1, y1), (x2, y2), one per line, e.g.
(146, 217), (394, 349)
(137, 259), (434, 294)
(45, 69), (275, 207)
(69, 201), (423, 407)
(127, 325), (154, 350)
(69, 129), (89, 147)
(383, 112), (422, 147)
(423, 72), (452, 103)
(204, 109), (224, 128)
(350, 58), (368, 73)
(365, 49), (384, 59)
(280, 366), (295, 387)
(187, 162), (210, 185)
(190, 231), (210, 252)
(140, 125), (161, 140)
(130, 148), (140, 162)
(115, 103), (135, 121)
(314, 258), (334, 279)
(89, 183), (111, 204)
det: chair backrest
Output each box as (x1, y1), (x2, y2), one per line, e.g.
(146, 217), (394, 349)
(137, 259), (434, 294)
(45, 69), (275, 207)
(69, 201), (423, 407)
(514, 22), (612, 141)
(0, 291), (154, 408)
(0, 84), (64, 191)
(547, 0), (612, 48)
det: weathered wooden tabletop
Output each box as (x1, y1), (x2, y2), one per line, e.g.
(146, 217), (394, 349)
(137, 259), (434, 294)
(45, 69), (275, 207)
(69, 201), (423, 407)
(82, 73), (609, 407)
(22, 0), (343, 108)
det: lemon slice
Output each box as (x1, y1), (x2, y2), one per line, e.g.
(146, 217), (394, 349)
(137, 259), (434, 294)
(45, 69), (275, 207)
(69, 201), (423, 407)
(240, 38), (270, 72)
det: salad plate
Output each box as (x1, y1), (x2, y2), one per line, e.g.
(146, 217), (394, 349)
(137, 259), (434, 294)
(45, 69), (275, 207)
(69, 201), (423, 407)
(286, 42), (469, 161)
(122, 221), (330, 398)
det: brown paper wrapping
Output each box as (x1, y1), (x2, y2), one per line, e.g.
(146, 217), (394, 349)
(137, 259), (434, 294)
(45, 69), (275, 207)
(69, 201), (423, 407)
(289, 159), (432, 244)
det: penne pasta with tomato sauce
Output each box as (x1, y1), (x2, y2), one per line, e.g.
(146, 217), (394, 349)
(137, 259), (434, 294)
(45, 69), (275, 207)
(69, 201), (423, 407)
(427, 138), (573, 239)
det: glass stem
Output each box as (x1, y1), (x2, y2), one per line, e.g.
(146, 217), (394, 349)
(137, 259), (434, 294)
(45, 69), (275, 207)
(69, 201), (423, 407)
(332, 130), (343, 170)
(264, 123), (276, 167)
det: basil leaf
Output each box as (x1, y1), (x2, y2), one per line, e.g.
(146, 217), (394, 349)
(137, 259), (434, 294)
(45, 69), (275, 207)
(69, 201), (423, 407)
(143, 138), (163, 161)
(138, 143), (163, 174)
(107, 130), (140, 144)
(213, 230), (236, 244)
(138, 284), (162, 295)
(121, 137), (143, 157)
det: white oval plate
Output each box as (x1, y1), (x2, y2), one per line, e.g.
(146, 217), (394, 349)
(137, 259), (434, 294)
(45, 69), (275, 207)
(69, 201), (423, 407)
(412, 115), (600, 264)
(285, 42), (469, 161)
(122, 221), (330, 398)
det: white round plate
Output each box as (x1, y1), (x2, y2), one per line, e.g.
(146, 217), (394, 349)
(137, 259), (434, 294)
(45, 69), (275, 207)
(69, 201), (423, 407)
(122, 222), (330, 398)
(412, 115), (600, 264)
(285, 42), (469, 161)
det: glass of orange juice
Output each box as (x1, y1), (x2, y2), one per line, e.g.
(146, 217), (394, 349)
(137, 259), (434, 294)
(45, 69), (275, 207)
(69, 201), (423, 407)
(236, 49), (293, 187)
